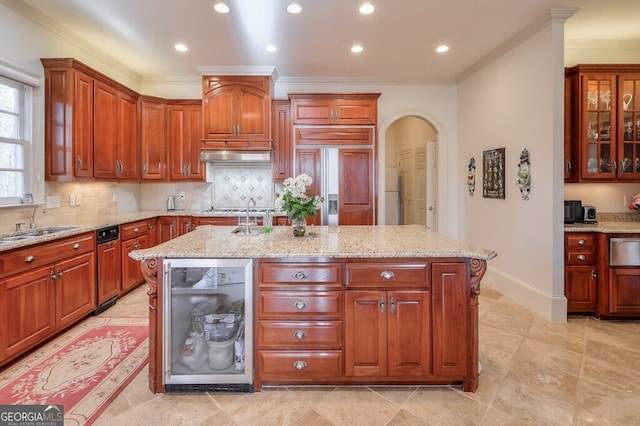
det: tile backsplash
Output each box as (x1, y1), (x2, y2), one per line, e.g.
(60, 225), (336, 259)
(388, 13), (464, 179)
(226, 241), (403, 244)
(209, 164), (274, 209)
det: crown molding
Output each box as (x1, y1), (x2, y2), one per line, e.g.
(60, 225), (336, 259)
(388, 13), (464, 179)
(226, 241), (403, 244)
(275, 76), (456, 86)
(456, 7), (578, 83)
(196, 65), (278, 81)
(0, 0), (141, 84)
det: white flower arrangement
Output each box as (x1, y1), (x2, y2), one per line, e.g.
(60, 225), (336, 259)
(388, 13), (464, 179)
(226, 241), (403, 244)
(275, 173), (324, 220)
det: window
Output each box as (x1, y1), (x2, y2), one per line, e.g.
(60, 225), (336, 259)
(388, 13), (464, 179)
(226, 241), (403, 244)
(0, 75), (32, 205)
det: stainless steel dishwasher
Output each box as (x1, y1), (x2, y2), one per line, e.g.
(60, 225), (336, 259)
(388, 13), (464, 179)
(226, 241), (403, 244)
(610, 238), (640, 266)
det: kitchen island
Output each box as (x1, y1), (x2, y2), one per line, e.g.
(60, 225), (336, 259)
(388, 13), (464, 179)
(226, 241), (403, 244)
(130, 224), (496, 393)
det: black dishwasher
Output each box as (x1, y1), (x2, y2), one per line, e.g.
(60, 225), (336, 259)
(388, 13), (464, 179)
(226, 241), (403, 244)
(95, 225), (120, 314)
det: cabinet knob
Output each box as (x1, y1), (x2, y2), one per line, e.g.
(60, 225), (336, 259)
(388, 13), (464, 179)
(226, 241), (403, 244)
(592, 270), (597, 280)
(293, 361), (307, 370)
(294, 271), (307, 280)
(73, 243), (80, 249)
(577, 254), (586, 261)
(578, 239), (586, 245)
(380, 270), (395, 280)
(25, 255), (36, 263)
(134, 227), (139, 233)
(293, 330), (306, 340)
(294, 300), (307, 310)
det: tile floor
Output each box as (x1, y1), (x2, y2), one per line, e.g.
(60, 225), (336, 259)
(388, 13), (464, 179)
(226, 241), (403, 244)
(93, 285), (640, 425)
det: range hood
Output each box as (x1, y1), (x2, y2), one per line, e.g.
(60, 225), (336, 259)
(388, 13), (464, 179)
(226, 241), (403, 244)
(200, 150), (272, 163)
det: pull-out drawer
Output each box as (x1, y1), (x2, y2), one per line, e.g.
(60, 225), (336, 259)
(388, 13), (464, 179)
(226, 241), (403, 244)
(566, 234), (595, 250)
(345, 262), (428, 288)
(259, 351), (343, 377)
(566, 251), (596, 265)
(120, 220), (149, 240)
(259, 321), (342, 348)
(259, 291), (342, 318)
(258, 262), (342, 287)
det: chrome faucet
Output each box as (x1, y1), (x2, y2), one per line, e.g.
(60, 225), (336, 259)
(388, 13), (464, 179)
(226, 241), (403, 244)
(28, 205), (46, 229)
(246, 197), (256, 234)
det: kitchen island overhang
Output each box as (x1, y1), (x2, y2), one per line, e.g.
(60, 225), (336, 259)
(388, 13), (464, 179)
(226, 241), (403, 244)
(131, 225), (497, 394)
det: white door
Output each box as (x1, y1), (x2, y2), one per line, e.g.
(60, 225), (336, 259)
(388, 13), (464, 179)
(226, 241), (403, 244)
(414, 147), (427, 226)
(399, 149), (412, 225)
(426, 141), (437, 230)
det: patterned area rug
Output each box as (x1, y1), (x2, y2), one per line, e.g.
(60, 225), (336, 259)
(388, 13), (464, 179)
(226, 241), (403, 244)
(0, 316), (148, 425)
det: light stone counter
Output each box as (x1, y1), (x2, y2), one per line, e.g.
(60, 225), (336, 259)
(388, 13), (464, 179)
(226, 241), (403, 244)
(565, 221), (640, 233)
(129, 224), (497, 260)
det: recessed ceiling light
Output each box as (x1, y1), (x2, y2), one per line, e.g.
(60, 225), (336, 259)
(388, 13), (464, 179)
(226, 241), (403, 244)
(174, 43), (188, 52)
(359, 3), (375, 14)
(213, 2), (230, 13)
(351, 44), (364, 53)
(436, 44), (450, 53)
(287, 3), (302, 14)
(265, 44), (277, 53)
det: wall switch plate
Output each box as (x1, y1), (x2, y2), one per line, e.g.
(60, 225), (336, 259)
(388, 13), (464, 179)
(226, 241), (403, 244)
(46, 195), (61, 208)
(75, 193), (81, 206)
(69, 193), (76, 206)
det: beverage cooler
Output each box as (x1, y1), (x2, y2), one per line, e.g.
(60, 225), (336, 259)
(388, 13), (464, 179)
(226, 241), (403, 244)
(162, 258), (253, 392)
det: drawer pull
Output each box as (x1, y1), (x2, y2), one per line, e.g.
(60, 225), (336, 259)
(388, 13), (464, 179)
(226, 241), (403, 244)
(25, 255), (36, 263)
(293, 361), (307, 370)
(578, 239), (586, 245)
(390, 297), (396, 314)
(380, 297), (385, 313)
(134, 227), (139, 233)
(577, 254), (586, 261)
(73, 243), (81, 249)
(380, 270), (395, 280)
(293, 330), (306, 340)
(294, 271), (307, 280)
(294, 300), (307, 310)
(592, 270), (597, 279)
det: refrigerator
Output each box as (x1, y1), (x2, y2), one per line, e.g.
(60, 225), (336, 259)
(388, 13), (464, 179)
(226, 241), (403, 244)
(385, 168), (400, 225)
(296, 146), (375, 225)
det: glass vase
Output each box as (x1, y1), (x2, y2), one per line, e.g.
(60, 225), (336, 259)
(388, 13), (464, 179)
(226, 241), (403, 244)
(291, 217), (306, 237)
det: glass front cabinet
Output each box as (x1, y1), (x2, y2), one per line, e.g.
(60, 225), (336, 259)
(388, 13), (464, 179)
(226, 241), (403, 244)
(565, 65), (640, 182)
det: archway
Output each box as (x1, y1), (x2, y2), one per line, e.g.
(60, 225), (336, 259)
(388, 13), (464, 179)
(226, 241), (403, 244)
(379, 115), (438, 229)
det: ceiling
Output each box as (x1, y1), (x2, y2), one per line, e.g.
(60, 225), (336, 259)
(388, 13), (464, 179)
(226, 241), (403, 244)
(9, 0), (640, 84)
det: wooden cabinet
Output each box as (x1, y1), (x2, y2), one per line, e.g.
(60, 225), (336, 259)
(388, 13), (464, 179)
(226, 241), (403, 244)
(93, 83), (138, 180)
(565, 64), (640, 182)
(606, 267), (640, 315)
(256, 261), (343, 385)
(157, 216), (194, 243)
(202, 76), (271, 142)
(272, 100), (292, 182)
(564, 233), (597, 313)
(140, 96), (167, 181)
(96, 237), (121, 306)
(195, 217), (237, 226)
(0, 232), (96, 367)
(147, 218), (159, 248)
(168, 100), (205, 181)
(120, 220), (150, 293)
(290, 94), (379, 125)
(42, 59), (94, 181)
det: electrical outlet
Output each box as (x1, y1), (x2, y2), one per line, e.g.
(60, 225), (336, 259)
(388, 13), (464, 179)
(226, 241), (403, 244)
(178, 191), (186, 200)
(69, 193), (76, 207)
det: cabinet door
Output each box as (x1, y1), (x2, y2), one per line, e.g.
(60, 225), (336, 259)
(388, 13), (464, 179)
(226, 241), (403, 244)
(291, 98), (334, 124)
(157, 216), (178, 243)
(93, 81), (119, 178)
(618, 74), (640, 179)
(333, 99), (377, 125)
(565, 265), (597, 313)
(117, 91), (139, 179)
(140, 100), (166, 180)
(147, 218), (159, 247)
(178, 216), (195, 235)
(168, 103), (204, 181)
(97, 239), (121, 305)
(74, 71), (94, 178)
(387, 290), (430, 376)
(431, 262), (467, 377)
(339, 148), (374, 225)
(55, 251), (96, 329)
(607, 268), (640, 315)
(203, 85), (235, 139)
(345, 290), (387, 376)
(0, 266), (55, 363)
(121, 235), (148, 292)
(272, 101), (292, 182)
(295, 148), (322, 226)
(237, 85), (271, 139)
(580, 74), (617, 180)
(291, 97), (377, 125)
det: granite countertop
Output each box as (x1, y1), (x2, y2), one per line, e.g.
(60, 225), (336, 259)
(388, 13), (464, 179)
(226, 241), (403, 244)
(129, 224), (498, 261)
(564, 221), (640, 233)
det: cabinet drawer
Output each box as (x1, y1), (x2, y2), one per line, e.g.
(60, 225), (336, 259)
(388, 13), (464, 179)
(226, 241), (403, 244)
(345, 262), (428, 288)
(120, 220), (149, 240)
(259, 351), (343, 376)
(258, 263), (342, 286)
(566, 251), (595, 265)
(259, 291), (342, 318)
(0, 233), (95, 279)
(566, 234), (595, 250)
(259, 321), (342, 348)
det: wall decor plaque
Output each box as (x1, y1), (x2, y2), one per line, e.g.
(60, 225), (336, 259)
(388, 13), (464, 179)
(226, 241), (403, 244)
(483, 148), (505, 199)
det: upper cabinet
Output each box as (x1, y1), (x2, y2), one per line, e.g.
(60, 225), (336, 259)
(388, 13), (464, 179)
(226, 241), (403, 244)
(140, 96), (167, 181)
(202, 76), (272, 145)
(290, 93), (380, 125)
(565, 64), (640, 182)
(168, 100), (205, 182)
(272, 100), (292, 182)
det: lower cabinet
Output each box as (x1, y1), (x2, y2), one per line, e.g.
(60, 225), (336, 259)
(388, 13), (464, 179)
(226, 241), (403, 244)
(605, 267), (640, 316)
(158, 216), (194, 243)
(0, 232), (96, 367)
(255, 258), (472, 390)
(121, 220), (150, 293)
(564, 233), (597, 313)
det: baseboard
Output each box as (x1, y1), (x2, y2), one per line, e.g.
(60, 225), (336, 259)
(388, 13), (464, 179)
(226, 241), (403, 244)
(483, 267), (568, 323)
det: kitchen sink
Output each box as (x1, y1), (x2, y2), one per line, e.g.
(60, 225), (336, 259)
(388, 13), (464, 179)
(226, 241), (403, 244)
(230, 225), (264, 235)
(0, 226), (79, 243)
